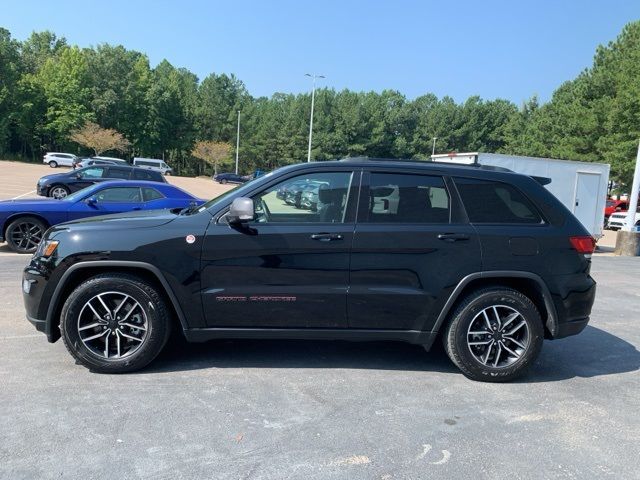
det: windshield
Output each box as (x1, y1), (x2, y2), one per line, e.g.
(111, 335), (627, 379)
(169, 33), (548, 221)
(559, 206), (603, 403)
(63, 183), (103, 202)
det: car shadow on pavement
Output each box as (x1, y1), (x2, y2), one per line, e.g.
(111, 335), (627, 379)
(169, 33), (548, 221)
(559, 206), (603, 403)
(144, 325), (638, 381)
(521, 325), (640, 383)
(149, 338), (458, 374)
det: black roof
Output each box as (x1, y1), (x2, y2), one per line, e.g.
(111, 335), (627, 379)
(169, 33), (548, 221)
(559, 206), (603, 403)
(308, 157), (552, 185)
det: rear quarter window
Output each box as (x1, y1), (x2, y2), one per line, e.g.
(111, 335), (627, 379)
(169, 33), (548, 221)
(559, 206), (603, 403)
(454, 177), (543, 224)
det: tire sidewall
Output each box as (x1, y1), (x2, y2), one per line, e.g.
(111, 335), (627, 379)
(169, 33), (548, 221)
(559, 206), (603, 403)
(450, 289), (543, 382)
(61, 276), (169, 373)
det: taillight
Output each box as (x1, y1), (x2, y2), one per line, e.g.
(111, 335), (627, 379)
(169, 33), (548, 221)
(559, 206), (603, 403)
(570, 236), (596, 254)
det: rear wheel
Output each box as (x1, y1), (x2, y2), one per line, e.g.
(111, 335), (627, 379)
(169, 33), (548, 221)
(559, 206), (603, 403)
(48, 160), (58, 168)
(5, 216), (46, 253)
(60, 273), (171, 373)
(443, 287), (543, 382)
(49, 185), (70, 199)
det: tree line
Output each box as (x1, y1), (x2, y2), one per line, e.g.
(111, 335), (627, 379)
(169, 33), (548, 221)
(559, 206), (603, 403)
(1, 21), (639, 184)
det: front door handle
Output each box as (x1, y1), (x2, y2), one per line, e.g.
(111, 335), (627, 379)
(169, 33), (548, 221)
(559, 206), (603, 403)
(311, 233), (343, 242)
(438, 233), (470, 242)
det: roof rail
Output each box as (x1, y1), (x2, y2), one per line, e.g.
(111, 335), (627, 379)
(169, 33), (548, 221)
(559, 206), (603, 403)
(336, 156), (551, 185)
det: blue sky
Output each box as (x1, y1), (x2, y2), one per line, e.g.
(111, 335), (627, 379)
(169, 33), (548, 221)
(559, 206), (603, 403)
(3, 0), (639, 104)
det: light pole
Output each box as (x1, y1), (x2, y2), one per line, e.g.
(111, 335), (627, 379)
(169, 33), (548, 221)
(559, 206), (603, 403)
(235, 110), (240, 175)
(432, 137), (437, 157)
(305, 73), (325, 162)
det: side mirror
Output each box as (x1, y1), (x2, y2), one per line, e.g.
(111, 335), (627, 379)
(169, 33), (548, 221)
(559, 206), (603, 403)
(85, 196), (97, 206)
(227, 197), (254, 224)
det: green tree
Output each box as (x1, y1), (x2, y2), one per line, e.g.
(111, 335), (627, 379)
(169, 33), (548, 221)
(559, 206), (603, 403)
(38, 46), (93, 148)
(0, 28), (21, 154)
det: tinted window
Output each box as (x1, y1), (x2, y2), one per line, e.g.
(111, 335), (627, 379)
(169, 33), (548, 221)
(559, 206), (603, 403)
(142, 187), (164, 201)
(77, 167), (105, 179)
(366, 173), (450, 224)
(252, 172), (352, 223)
(95, 187), (141, 203)
(454, 177), (542, 224)
(105, 167), (131, 180)
(133, 169), (156, 181)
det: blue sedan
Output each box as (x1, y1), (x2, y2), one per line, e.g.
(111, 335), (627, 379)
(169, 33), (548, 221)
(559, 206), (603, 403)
(0, 181), (204, 253)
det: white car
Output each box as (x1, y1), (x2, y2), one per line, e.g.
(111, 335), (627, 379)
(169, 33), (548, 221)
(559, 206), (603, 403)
(133, 157), (173, 175)
(607, 210), (640, 230)
(43, 152), (77, 168)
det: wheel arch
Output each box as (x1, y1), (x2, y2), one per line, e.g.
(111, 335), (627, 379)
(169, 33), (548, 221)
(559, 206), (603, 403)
(46, 261), (188, 342)
(3, 213), (51, 239)
(432, 271), (558, 341)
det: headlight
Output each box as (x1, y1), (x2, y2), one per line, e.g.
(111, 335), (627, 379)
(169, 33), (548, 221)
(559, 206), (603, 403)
(35, 240), (59, 258)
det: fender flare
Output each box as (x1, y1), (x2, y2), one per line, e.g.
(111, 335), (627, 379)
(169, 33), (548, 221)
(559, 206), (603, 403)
(431, 270), (558, 337)
(46, 260), (189, 337)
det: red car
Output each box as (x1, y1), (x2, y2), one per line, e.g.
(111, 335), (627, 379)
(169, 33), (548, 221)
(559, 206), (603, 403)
(605, 199), (628, 218)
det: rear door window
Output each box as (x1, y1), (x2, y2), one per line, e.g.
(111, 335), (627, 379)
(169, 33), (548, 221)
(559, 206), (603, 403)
(364, 173), (450, 224)
(133, 169), (156, 181)
(105, 167), (132, 179)
(454, 177), (542, 224)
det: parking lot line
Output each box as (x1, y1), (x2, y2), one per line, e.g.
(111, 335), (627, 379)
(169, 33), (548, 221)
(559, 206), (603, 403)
(11, 190), (36, 199)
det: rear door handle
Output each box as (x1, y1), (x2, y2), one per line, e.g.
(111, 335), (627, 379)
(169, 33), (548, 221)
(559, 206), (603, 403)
(311, 233), (343, 242)
(438, 233), (470, 242)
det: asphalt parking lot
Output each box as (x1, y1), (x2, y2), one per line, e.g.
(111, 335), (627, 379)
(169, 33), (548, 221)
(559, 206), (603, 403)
(0, 250), (638, 479)
(0, 160), (233, 201)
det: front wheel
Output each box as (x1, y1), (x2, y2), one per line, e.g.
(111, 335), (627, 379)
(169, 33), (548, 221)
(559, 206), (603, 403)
(49, 185), (70, 199)
(443, 287), (543, 382)
(60, 273), (172, 373)
(220, 179), (228, 184)
(6, 216), (47, 253)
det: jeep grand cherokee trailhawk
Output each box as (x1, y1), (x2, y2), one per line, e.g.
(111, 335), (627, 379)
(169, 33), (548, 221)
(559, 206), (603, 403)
(22, 158), (597, 382)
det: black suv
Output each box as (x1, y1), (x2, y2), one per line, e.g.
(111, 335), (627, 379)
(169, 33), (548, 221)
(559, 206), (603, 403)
(37, 165), (166, 199)
(22, 159), (596, 381)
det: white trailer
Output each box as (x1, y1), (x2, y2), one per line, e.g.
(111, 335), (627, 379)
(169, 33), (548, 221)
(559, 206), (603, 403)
(431, 152), (610, 238)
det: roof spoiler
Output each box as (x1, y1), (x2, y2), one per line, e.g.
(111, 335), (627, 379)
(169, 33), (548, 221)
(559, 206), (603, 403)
(531, 175), (552, 186)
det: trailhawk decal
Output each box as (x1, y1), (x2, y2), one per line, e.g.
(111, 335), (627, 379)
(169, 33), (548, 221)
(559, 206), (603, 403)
(216, 296), (297, 302)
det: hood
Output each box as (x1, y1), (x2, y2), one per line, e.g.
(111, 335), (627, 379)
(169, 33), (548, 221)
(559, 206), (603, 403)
(55, 208), (181, 231)
(0, 198), (69, 211)
(38, 172), (68, 182)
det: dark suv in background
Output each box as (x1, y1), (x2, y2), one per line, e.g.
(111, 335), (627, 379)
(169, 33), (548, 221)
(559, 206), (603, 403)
(22, 159), (596, 381)
(37, 165), (167, 199)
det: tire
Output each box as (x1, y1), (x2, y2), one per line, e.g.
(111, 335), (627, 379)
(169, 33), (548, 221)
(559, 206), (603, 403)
(48, 160), (58, 168)
(220, 179), (228, 184)
(5, 216), (47, 253)
(49, 185), (70, 199)
(442, 287), (543, 382)
(60, 273), (172, 373)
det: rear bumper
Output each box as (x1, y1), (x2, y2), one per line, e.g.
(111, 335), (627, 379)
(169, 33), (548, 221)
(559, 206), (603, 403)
(551, 276), (596, 339)
(554, 317), (590, 339)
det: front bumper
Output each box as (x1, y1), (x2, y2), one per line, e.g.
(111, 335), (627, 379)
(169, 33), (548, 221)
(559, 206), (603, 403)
(36, 183), (48, 196)
(22, 263), (58, 342)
